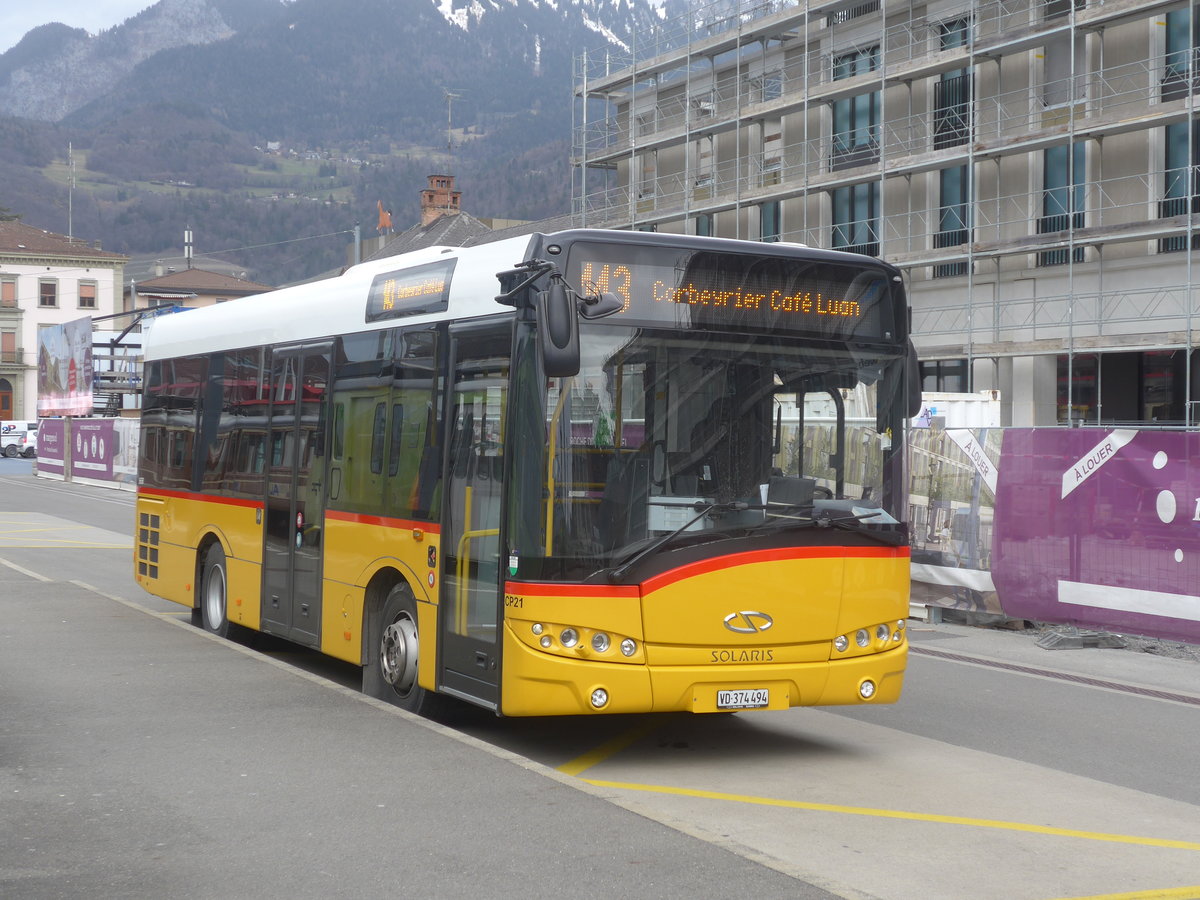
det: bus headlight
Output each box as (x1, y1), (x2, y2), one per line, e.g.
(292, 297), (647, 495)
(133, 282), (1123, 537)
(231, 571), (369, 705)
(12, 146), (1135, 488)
(876, 624), (891, 643)
(592, 632), (610, 653)
(620, 638), (637, 657)
(560, 628), (579, 648)
(834, 634), (849, 652)
(855, 629), (870, 647)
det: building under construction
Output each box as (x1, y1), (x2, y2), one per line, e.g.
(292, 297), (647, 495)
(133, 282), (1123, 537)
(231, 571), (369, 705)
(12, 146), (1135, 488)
(572, 0), (1200, 426)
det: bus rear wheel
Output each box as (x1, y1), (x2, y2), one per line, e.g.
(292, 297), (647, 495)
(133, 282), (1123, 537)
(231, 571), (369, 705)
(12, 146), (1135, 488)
(200, 544), (234, 638)
(364, 584), (446, 717)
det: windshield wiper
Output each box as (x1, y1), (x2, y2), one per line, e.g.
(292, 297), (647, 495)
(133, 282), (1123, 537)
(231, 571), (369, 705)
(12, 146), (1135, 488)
(605, 501), (746, 583)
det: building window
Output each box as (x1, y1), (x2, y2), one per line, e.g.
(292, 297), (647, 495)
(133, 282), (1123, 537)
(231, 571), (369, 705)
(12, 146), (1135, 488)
(831, 46), (879, 170)
(826, 0), (879, 26)
(921, 359), (967, 393)
(761, 122), (782, 185)
(832, 182), (879, 256)
(934, 166), (970, 278)
(0, 278), (15, 308)
(1163, 10), (1200, 101)
(1, 330), (16, 365)
(39, 280), (58, 308)
(756, 71), (782, 103)
(78, 282), (97, 310)
(1059, 351), (1194, 425)
(1044, 0), (1084, 20)
(1038, 143), (1086, 267)
(695, 214), (712, 237)
(760, 201), (780, 242)
(1161, 121), (1200, 252)
(933, 19), (972, 150)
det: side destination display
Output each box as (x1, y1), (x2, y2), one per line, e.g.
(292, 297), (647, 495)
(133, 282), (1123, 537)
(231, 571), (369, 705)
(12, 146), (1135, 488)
(366, 258), (457, 323)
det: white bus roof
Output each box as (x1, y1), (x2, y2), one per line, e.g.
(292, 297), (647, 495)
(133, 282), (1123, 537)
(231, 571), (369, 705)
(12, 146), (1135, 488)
(142, 234), (534, 362)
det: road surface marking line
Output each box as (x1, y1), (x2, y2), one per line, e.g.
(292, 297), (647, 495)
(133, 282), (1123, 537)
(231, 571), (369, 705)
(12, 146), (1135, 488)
(579, 779), (1200, 852)
(557, 722), (662, 777)
(1047, 888), (1200, 900)
(0, 556), (53, 582)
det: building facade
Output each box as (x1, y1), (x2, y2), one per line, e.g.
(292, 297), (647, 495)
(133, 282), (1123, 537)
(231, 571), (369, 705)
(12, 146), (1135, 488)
(0, 221), (126, 420)
(573, 0), (1200, 426)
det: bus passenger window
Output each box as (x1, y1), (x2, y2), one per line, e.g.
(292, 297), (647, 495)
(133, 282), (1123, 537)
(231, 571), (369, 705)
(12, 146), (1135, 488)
(370, 403), (386, 475)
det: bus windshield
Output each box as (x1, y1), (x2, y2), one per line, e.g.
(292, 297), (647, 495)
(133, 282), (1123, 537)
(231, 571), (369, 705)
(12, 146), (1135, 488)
(509, 321), (908, 583)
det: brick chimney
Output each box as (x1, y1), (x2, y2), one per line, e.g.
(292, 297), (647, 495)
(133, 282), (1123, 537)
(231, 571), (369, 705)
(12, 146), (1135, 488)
(420, 174), (461, 226)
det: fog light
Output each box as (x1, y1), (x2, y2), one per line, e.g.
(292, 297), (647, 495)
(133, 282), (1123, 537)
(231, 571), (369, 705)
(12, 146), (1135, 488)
(855, 629), (870, 647)
(539, 635), (552, 648)
(592, 632), (610, 653)
(876, 624), (890, 642)
(590, 688), (609, 708)
(859, 679), (877, 700)
(834, 634), (848, 652)
(560, 628), (579, 648)
(620, 638), (637, 657)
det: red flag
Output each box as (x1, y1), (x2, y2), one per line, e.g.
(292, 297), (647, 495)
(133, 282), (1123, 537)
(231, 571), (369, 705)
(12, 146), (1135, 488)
(377, 201), (392, 232)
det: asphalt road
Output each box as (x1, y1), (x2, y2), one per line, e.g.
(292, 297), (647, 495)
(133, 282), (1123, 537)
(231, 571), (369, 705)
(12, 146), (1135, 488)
(3, 460), (1199, 900)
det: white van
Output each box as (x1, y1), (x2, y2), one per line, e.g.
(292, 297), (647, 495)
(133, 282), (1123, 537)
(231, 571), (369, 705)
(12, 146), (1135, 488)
(1, 421), (38, 458)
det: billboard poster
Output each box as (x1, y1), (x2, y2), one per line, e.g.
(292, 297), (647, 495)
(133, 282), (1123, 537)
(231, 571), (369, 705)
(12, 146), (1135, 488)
(35, 418), (66, 476)
(38, 317), (94, 416)
(71, 419), (115, 481)
(992, 429), (1200, 644)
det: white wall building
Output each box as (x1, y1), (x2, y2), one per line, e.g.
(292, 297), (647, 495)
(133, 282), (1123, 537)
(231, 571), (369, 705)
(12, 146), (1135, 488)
(0, 220), (127, 420)
(573, 0), (1200, 427)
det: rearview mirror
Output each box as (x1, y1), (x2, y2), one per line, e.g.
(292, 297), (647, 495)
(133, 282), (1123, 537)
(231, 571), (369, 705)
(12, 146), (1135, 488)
(537, 279), (580, 377)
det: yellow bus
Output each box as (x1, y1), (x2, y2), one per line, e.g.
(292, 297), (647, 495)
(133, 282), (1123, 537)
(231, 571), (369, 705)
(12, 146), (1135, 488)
(134, 229), (920, 716)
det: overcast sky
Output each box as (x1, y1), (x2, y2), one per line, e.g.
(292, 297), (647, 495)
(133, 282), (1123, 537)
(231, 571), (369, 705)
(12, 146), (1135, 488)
(1, 2), (150, 55)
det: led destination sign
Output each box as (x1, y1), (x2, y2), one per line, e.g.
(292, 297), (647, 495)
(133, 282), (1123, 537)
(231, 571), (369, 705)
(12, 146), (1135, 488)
(567, 242), (894, 340)
(647, 278), (863, 319)
(366, 258), (456, 323)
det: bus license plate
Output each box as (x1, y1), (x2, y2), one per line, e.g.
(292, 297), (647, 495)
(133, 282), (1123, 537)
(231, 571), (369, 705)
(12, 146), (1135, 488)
(717, 689), (769, 709)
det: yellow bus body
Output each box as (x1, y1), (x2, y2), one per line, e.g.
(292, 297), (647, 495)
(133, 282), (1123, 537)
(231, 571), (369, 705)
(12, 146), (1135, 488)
(137, 489), (906, 716)
(500, 547), (909, 716)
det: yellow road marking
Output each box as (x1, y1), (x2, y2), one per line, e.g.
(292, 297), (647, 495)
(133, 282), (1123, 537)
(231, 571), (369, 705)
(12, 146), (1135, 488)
(556, 721), (663, 777)
(579, 779), (1200, 852)
(1048, 889), (1200, 900)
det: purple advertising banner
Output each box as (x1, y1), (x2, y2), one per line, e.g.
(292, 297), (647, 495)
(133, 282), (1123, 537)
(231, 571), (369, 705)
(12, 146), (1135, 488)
(992, 429), (1200, 644)
(71, 419), (116, 481)
(36, 419), (66, 475)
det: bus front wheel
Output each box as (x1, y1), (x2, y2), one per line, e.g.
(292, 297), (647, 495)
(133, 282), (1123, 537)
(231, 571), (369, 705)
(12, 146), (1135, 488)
(200, 544), (233, 638)
(364, 584), (445, 717)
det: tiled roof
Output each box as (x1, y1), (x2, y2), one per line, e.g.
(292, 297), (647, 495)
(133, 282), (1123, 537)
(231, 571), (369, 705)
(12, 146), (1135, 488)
(366, 211), (495, 260)
(134, 267), (274, 296)
(0, 220), (127, 262)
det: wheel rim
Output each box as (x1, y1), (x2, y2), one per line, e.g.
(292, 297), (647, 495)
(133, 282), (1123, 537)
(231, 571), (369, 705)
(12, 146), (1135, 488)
(380, 613), (419, 695)
(204, 562), (226, 629)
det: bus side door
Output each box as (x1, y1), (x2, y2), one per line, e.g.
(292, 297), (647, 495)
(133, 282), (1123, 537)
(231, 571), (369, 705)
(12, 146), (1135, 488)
(262, 343), (331, 647)
(439, 322), (510, 707)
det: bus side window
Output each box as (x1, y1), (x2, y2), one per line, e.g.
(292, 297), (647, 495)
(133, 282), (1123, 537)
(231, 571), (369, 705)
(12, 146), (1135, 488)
(333, 403), (345, 460)
(370, 402), (386, 475)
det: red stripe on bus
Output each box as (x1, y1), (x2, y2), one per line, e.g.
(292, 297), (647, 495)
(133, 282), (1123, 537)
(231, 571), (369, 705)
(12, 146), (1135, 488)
(507, 546), (908, 598)
(641, 545), (909, 594)
(325, 509), (442, 535)
(137, 487), (263, 509)
(505, 581), (642, 599)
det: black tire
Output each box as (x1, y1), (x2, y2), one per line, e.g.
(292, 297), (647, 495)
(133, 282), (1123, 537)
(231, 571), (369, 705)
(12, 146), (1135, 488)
(3, 445), (17, 458)
(22, 448), (35, 458)
(362, 583), (449, 717)
(200, 543), (234, 638)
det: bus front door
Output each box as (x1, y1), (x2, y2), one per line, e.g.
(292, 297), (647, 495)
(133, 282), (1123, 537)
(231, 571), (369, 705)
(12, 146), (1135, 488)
(262, 344), (331, 647)
(439, 323), (509, 707)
